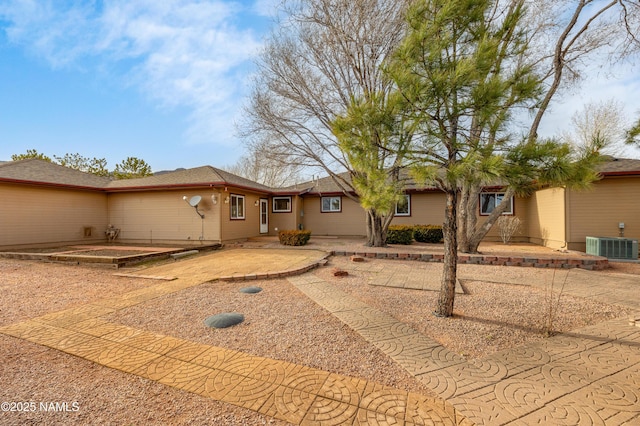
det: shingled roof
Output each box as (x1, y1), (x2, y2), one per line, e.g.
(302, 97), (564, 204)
(0, 160), (272, 193)
(283, 168), (440, 195)
(0, 159), (112, 189)
(288, 156), (640, 194)
(105, 166), (272, 193)
(2, 156), (639, 194)
(597, 157), (640, 175)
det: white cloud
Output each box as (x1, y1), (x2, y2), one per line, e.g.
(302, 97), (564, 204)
(251, 0), (279, 18)
(0, 0), (264, 146)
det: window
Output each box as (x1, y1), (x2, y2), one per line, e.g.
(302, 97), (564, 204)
(395, 194), (411, 216)
(480, 192), (513, 215)
(230, 194), (245, 219)
(321, 196), (341, 212)
(272, 196), (292, 213)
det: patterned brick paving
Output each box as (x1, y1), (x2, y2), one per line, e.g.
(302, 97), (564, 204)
(289, 261), (640, 425)
(0, 248), (465, 425)
(3, 247), (638, 424)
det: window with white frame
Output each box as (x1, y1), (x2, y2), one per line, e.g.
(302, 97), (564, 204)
(479, 192), (513, 215)
(272, 196), (292, 213)
(395, 194), (411, 216)
(321, 196), (341, 212)
(230, 194), (245, 219)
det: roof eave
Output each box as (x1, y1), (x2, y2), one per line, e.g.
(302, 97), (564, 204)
(0, 178), (106, 192)
(105, 181), (272, 194)
(600, 171), (640, 177)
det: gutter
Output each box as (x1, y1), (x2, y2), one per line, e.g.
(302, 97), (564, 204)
(599, 171), (640, 177)
(105, 182), (271, 195)
(0, 178), (106, 192)
(1, 177), (290, 196)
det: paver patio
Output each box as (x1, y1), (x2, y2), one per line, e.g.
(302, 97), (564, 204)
(289, 268), (640, 425)
(0, 248), (465, 425)
(1, 246), (638, 425)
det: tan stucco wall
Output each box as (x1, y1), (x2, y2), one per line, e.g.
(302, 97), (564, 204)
(525, 187), (566, 250)
(268, 196), (301, 235)
(302, 196), (367, 236)
(107, 190), (221, 244)
(0, 183), (108, 249)
(390, 192), (528, 243)
(303, 192), (447, 237)
(390, 192), (447, 227)
(10, 175), (635, 251)
(480, 196), (528, 243)
(565, 177), (640, 251)
(219, 190), (269, 242)
(301, 192), (530, 241)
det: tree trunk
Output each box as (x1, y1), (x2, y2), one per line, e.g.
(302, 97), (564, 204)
(465, 187), (516, 253)
(459, 184), (481, 253)
(435, 188), (458, 317)
(365, 209), (388, 247)
(457, 183), (469, 251)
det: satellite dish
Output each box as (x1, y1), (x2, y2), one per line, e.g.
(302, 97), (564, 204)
(183, 195), (205, 219)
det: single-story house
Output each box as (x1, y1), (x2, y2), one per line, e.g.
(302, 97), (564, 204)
(1, 157), (639, 254)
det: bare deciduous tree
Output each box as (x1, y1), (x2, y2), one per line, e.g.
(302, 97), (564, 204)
(525, 0), (639, 141)
(240, 0), (411, 245)
(225, 140), (304, 188)
(563, 99), (630, 156)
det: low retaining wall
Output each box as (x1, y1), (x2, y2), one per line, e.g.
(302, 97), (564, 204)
(331, 250), (609, 270)
(218, 257), (330, 282)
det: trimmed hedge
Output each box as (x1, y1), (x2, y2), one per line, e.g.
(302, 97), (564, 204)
(413, 225), (444, 243)
(278, 229), (312, 246)
(385, 225), (414, 245)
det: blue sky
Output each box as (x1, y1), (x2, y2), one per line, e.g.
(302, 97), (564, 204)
(0, 0), (276, 171)
(1, 1), (639, 173)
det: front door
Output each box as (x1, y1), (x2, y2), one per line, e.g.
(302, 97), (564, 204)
(260, 199), (268, 234)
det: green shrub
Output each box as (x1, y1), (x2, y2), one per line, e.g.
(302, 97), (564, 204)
(413, 225), (443, 243)
(386, 225), (414, 245)
(278, 229), (312, 246)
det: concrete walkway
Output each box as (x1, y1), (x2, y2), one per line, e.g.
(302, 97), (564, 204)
(0, 248), (466, 425)
(290, 260), (640, 425)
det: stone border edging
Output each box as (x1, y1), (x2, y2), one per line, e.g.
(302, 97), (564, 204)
(217, 256), (330, 282)
(113, 273), (177, 281)
(0, 244), (223, 268)
(330, 250), (608, 270)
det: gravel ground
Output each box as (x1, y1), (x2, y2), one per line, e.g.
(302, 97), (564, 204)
(318, 258), (628, 359)
(108, 278), (431, 394)
(0, 251), (635, 425)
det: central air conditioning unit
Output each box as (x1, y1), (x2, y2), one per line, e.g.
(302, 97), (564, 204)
(586, 236), (639, 260)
